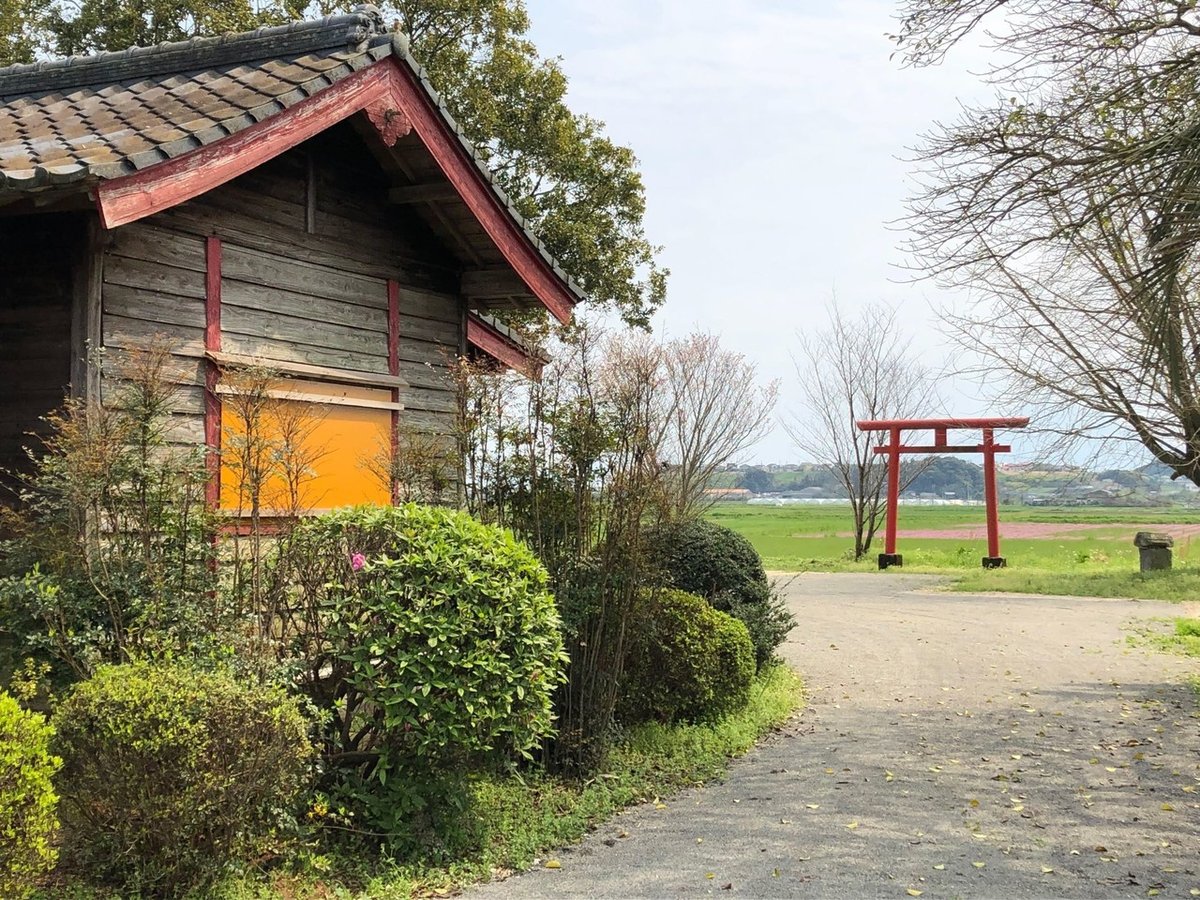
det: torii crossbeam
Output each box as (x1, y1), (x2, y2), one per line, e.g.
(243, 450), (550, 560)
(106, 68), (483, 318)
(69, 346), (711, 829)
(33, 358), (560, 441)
(856, 417), (1030, 570)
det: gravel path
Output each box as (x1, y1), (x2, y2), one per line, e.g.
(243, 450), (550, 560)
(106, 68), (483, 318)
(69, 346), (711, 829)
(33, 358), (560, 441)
(469, 573), (1200, 898)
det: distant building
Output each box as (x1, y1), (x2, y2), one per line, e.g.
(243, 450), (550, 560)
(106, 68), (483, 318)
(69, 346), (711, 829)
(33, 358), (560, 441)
(704, 488), (752, 500)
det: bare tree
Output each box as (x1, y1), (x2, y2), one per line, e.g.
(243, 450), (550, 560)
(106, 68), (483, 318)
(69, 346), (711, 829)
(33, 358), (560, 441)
(896, 0), (1200, 484)
(607, 331), (779, 519)
(787, 304), (934, 560)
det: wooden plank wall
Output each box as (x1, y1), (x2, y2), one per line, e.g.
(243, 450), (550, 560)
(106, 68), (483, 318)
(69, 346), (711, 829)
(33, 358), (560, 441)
(100, 124), (464, 448)
(0, 214), (78, 481)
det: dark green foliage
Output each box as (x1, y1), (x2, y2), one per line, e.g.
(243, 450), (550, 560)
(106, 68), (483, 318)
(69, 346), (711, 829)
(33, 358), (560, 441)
(0, 692), (59, 899)
(280, 505), (568, 849)
(645, 518), (768, 604)
(737, 467), (774, 494)
(720, 583), (798, 672)
(620, 589), (754, 725)
(643, 519), (795, 668)
(45, 0), (296, 56)
(52, 663), (313, 897)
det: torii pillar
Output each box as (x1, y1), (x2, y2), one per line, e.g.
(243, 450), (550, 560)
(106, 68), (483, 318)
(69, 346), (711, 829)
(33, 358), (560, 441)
(856, 418), (1030, 570)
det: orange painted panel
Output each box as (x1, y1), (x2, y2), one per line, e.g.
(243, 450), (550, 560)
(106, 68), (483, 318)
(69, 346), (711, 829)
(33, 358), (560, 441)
(220, 379), (393, 514)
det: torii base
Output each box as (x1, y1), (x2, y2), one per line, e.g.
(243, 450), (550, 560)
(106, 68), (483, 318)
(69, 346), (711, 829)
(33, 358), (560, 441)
(982, 556), (1007, 570)
(878, 553), (903, 570)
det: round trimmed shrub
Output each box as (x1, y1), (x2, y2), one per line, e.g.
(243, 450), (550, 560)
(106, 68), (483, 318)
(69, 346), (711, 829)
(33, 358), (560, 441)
(644, 519), (795, 669)
(52, 663), (313, 896)
(644, 519), (768, 603)
(0, 692), (59, 899)
(282, 505), (568, 847)
(620, 589), (754, 725)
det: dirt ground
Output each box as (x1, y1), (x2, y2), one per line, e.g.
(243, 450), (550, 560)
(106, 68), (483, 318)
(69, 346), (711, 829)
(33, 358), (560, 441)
(468, 573), (1200, 898)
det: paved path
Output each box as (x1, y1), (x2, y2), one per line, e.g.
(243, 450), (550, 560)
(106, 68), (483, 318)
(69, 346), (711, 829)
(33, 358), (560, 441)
(470, 573), (1200, 898)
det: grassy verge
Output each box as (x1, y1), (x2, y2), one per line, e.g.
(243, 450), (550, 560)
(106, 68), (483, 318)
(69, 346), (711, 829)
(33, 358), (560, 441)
(710, 503), (1200, 573)
(1127, 617), (1200, 657)
(211, 665), (804, 899)
(1125, 618), (1200, 699)
(946, 568), (1200, 602)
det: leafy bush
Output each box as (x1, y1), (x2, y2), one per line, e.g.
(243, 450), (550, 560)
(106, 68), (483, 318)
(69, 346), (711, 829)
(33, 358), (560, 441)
(280, 505), (568, 849)
(644, 519), (767, 602)
(0, 692), (59, 899)
(620, 589), (754, 725)
(643, 519), (795, 668)
(52, 663), (313, 896)
(0, 348), (218, 689)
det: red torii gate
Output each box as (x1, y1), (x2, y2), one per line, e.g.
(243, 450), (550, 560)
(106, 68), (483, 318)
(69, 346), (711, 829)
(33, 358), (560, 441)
(856, 417), (1030, 570)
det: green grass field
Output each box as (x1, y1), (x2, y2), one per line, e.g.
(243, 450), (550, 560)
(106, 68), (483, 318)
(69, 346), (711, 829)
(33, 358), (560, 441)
(709, 503), (1200, 602)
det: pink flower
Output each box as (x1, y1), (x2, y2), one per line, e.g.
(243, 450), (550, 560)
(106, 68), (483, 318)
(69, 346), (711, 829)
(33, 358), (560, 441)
(350, 553), (366, 572)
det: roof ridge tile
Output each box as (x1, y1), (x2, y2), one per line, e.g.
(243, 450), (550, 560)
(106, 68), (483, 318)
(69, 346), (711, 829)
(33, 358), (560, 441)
(0, 6), (386, 97)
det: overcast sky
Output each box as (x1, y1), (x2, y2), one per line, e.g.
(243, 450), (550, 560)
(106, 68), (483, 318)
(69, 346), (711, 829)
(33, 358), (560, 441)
(523, 0), (1005, 463)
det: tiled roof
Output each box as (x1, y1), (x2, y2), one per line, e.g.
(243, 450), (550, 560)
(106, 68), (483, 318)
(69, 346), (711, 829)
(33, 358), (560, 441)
(0, 6), (584, 305)
(0, 11), (389, 190)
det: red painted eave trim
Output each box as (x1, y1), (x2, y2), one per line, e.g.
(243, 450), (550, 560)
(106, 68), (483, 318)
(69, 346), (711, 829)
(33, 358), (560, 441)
(94, 63), (396, 230)
(467, 316), (542, 377)
(92, 55), (578, 323)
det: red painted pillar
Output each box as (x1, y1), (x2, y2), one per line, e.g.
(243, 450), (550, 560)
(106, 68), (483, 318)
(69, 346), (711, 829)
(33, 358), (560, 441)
(204, 236), (222, 510)
(982, 428), (1004, 567)
(387, 279), (401, 504)
(880, 426), (903, 568)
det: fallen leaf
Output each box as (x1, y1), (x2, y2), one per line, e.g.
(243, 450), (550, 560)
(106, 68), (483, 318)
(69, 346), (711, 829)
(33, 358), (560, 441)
(772, 868), (780, 878)
(705, 873), (715, 880)
(1162, 803), (1175, 811)
(655, 802), (667, 810)
(973, 861), (986, 869)
(780, 819), (792, 825)
(846, 821), (859, 830)
(1042, 867), (1055, 874)
(907, 890), (923, 897)
(806, 803), (820, 810)
(969, 799), (980, 808)
(933, 864), (945, 871)
(696, 838), (703, 844)
(886, 771), (895, 782)
(544, 860), (561, 869)
(1182, 785), (1196, 793)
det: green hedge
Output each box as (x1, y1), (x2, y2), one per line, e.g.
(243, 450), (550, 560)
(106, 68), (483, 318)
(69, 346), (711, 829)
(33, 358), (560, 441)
(644, 519), (795, 669)
(0, 691), (59, 899)
(53, 663), (313, 897)
(283, 505), (569, 850)
(620, 588), (754, 725)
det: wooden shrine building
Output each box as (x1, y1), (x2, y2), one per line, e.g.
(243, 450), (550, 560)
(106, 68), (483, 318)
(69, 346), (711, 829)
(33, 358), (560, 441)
(0, 6), (581, 509)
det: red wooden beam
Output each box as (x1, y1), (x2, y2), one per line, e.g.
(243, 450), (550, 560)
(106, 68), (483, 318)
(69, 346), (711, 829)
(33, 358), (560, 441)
(387, 278), (401, 503)
(390, 60), (576, 324)
(873, 444), (1011, 455)
(466, 315), (541, 377)
(204, 236), (223, 509)
(92, 56), (578, 324)
(858, 417), (1029, 431)
(95, 64), (397, 229)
